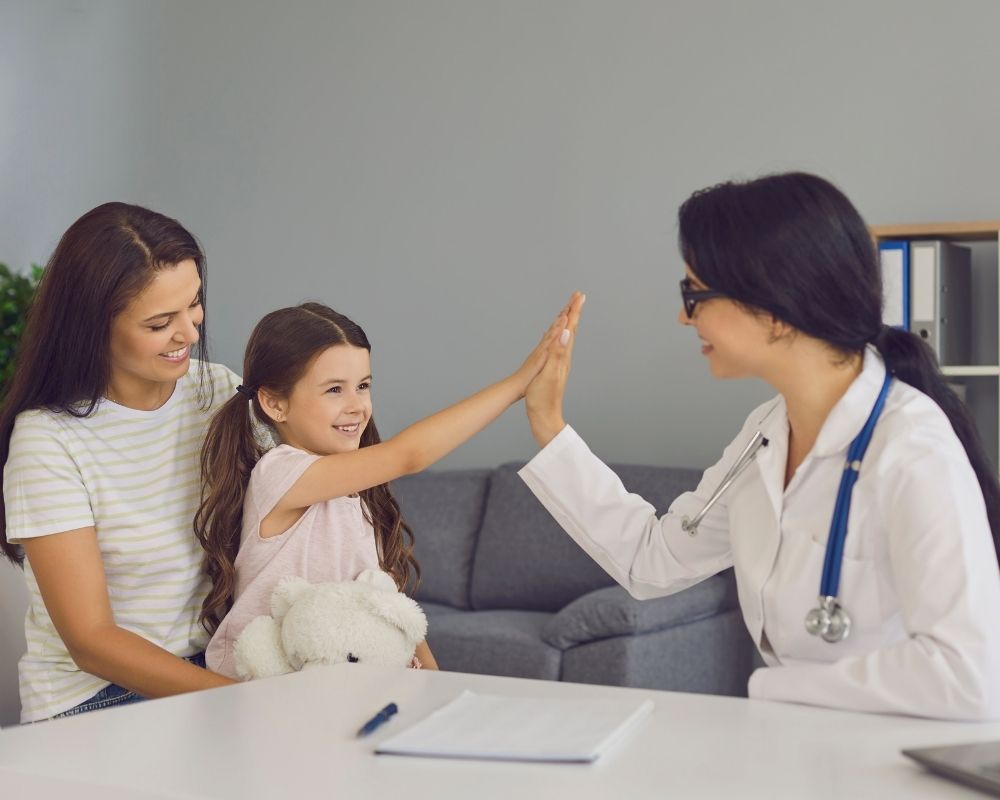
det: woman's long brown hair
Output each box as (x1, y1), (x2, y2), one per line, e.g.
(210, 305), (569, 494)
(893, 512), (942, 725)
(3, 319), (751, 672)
(194, 303), (419, 633)
(1, 202), (211, 565)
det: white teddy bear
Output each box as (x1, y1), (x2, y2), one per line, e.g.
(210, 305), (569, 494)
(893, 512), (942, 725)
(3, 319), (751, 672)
(233, 569), (428, 680)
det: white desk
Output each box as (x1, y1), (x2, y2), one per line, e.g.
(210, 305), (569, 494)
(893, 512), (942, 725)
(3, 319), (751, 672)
(1, 665), (998, 799)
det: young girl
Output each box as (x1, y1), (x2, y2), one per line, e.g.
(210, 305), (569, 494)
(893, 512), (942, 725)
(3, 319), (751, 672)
(197, 298), (580, 678)
(1, 203), (238, 722)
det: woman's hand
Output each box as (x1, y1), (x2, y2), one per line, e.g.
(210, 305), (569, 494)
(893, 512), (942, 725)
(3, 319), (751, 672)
(525, 291), (585, 447)
(509, 292), (582, 396)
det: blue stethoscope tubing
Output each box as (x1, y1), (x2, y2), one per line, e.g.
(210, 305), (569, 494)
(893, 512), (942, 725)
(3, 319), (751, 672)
(682, 370), (894, 644)
(821, 371), (893, 600)
(804, 370), (893, 643)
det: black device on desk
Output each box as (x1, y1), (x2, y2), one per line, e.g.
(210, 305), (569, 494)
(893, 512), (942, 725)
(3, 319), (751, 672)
(902, 740), (1000, 797)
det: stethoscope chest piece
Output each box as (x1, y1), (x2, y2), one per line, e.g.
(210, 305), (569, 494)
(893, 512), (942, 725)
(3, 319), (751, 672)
(804, 595), (851, 643)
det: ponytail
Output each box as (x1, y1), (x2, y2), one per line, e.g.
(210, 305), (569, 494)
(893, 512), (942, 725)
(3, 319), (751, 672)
(873, 326), (1000, 562)
(357, 420), (421, 595)
(194, 394), (265, 634)
(676, 172), (1000, 568)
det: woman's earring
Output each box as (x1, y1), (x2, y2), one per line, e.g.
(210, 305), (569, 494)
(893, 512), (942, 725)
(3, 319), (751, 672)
(767, 316), (789, 345)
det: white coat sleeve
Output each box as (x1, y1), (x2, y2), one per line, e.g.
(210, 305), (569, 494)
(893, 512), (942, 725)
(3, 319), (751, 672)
(749, 446), (1000, 721)
(518, 423), (755, 600)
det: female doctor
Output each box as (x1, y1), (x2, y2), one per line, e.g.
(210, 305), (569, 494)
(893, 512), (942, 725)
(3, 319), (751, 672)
(521, 172), (1000, 720)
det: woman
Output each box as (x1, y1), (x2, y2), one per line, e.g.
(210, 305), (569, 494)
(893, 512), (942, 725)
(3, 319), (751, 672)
(521, 172), (1000, 720)
(1, 203), (238, 721)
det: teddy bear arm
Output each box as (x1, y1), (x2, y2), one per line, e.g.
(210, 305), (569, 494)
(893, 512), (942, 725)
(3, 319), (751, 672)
(234, 615), (295, 680)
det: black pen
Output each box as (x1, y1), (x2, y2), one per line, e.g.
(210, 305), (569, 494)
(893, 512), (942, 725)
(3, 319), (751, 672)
(357, 702), (398, 737)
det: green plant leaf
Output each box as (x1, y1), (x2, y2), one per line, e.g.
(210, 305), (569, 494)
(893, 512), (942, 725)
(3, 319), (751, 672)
(0, 263), (44, 402)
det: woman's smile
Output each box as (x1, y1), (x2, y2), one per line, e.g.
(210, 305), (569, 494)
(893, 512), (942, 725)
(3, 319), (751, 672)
(159, 345), (190, 363)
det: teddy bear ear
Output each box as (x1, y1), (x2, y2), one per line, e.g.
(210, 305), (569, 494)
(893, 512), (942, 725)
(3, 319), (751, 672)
(271, 576), (313, 621)
(354, 569), (398, 594)
(363, 591), (428, 647)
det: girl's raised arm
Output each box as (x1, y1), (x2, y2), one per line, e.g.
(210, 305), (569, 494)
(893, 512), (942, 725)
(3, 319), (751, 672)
(273, 293), (584, 514)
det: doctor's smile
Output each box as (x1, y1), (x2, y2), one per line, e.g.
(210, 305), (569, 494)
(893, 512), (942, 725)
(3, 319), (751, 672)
(519, 170), (1000, 722)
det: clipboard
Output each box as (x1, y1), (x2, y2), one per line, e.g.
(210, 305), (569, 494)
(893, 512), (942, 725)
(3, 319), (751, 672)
(374, 690), (654, 763)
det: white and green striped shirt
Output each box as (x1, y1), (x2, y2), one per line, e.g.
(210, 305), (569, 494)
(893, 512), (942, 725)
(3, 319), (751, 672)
(3, 361), (240, 722)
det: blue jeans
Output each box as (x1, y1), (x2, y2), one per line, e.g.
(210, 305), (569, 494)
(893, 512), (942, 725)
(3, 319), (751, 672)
(52, 652), (207, 719)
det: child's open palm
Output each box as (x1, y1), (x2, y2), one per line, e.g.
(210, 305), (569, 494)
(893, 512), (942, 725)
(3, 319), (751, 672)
(512, 292), (585, 395)
(525, 291), (585, 446)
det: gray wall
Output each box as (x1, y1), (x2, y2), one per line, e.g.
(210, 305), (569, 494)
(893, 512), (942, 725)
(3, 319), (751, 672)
(3, 0), (1000, 473)
(2, 0), (999, 728)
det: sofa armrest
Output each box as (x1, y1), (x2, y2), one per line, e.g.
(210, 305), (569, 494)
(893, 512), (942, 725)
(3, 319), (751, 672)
(541, 570), (739, 650)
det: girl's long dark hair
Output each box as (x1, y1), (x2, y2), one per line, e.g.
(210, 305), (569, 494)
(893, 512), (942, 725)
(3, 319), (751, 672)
(194, 303), (420, 634)
(678, 171), (1000, 565)
(1, 202), (211, 565)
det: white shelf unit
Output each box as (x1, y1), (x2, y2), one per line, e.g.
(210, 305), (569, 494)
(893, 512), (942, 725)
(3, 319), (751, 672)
(872, 222), (1000, 471)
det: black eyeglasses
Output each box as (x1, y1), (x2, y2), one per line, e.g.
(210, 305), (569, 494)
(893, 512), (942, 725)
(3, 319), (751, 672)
(679, 278), (729, 318)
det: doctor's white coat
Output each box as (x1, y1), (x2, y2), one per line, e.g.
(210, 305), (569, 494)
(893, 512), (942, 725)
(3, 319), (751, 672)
(519, 349), (1000, 720)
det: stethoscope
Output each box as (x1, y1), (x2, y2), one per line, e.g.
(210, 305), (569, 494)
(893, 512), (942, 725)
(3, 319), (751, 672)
(682, 371), (894, 644)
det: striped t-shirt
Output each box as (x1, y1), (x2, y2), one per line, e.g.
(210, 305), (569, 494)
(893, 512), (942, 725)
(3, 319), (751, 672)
(3, 361), (240, 722)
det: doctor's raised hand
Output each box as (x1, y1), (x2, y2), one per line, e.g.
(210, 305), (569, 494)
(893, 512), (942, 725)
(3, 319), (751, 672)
(516, 173), (1000, 722)
(525, 291), (585, 447)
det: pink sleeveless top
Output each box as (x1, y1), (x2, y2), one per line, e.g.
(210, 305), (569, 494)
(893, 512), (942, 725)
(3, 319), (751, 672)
(206, 445), (380, 679)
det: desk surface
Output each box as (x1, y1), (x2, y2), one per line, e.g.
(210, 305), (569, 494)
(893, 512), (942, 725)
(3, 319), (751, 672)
(1, 665), (998, 799)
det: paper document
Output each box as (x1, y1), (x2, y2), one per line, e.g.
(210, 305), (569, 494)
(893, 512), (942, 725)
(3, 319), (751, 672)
(374, 690), (653, 763)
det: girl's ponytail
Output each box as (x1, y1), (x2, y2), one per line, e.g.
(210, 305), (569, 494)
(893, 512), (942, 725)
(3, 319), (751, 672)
(874, 326), (1000, 562)
(194, 392), (266, 633)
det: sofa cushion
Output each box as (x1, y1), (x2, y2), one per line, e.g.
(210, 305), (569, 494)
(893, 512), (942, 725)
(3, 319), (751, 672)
(391, 469), (491, 609)
(425, 609), (561, 681)
(560, 608), (755, 696)
(541, 570), (740, 649)
(419, 601), (466, 620)
(469, 462), (702, 613)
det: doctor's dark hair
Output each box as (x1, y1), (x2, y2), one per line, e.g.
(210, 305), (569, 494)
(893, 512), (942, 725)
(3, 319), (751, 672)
(194, 302), (419, 633)
(677, 171), (1000, 562)
(0, 202), (213, 566)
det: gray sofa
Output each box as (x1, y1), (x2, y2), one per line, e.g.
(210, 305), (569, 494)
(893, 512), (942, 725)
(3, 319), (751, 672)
(392, 462), (757, 697)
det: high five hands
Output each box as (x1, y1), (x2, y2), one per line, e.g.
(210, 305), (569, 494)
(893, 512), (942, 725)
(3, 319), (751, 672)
(525, 291), (585, 447)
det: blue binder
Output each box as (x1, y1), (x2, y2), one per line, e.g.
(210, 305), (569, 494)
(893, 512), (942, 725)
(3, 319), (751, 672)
(878, 240), (910, 329)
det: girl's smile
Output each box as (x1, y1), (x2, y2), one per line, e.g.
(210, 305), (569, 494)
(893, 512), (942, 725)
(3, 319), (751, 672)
(268, 344), (373, 456)
(333, 422), (362, 438)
